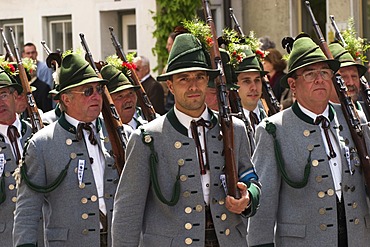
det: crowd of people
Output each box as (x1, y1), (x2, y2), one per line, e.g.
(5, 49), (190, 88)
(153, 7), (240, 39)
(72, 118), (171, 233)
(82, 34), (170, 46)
(0, 15), (370, 247)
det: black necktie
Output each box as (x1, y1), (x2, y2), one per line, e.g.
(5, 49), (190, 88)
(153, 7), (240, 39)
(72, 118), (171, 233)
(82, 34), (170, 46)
(315, 116), (336, 159)
(76, 122), (97, 145)
(7, 125), (21, 163)
(190, 118), (212, 175)
(249, 111), (260, 132)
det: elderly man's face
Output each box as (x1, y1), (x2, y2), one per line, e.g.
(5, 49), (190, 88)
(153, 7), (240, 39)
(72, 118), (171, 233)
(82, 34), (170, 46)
(111, 88), (138, 124)
(288, 62), (333, 114)
(0, 87), (18, 125)
(61, 82), (103, 123)
(339, 66), (360, 101)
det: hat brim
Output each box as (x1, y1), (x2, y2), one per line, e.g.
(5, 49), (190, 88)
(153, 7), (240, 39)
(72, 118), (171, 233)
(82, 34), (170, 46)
(340, 61), (367, 77)
(157, 67), (220, 81)
(54, 77), (107, 100)
(110, 84), (140, 94)
(0, 83), (23, 94)
(280, 59), (340, 88)
(235, 68), (269, 76)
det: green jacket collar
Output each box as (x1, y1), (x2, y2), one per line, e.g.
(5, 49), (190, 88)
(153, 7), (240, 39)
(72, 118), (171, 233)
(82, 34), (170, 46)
(58, 112), (102, 134)
(292, 101), (335, 125)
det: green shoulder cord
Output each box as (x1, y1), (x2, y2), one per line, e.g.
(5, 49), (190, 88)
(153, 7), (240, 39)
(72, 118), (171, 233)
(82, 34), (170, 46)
(265, 121), (312, 188)
(141, 129), (180, 206)
(20, 140), (71, 193)
(21, 159), (71, 193)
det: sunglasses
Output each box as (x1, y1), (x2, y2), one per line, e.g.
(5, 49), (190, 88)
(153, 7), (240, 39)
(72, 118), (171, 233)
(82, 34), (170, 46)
(69, 85), (104, 97)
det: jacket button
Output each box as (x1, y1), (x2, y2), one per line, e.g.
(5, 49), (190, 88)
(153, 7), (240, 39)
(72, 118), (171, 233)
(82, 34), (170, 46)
(184, 223), (192, 230)
(185, 237), (193, 245)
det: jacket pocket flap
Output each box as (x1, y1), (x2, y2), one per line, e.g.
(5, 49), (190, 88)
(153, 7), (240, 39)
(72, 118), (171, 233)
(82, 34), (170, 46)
(277, 223), (306, 238)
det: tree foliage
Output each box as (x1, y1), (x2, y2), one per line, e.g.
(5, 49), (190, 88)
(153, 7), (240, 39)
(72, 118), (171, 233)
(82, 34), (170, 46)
(151, 0), (202, 72)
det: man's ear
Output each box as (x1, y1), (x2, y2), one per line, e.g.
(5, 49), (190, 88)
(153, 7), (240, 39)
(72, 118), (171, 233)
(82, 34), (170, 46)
(60, 94), (71, 108)
(287, 77), (296, 92)
(167, 80), (174, 94)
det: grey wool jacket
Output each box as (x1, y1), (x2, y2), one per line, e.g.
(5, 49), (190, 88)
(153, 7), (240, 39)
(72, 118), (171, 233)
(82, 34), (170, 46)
(13, 113), (131, 247)
(0, 120), (32, 247)
(248, 102), (370, 247)
(112, 108), (261, 247)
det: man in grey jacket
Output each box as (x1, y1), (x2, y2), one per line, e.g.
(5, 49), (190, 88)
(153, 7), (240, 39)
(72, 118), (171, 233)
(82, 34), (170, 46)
(0, 69), (32, 247)
(13, 53), (130, 247)
(112, 33), (261, 247)
(248, 34), (370, 247)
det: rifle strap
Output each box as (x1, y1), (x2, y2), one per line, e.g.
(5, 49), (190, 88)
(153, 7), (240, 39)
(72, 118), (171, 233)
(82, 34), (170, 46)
(265, 120), (312, 188)
(140, 128), (180, 206)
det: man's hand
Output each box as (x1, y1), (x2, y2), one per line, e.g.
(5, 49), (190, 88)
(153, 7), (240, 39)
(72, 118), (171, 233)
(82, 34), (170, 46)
(225, 182), (250, 214)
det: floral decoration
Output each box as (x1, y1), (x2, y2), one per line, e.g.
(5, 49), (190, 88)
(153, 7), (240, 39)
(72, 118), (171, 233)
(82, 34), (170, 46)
(341, 17), (370, 64)
(0, 55), (37, 76)
(221, 28), (266, 67)
(105, 54), (137, 77)
(182, 18), (214, 49)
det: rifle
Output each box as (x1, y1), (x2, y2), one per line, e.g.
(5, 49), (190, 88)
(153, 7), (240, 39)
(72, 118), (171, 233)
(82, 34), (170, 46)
(203, 0), (239, 198)
(306, 1), (370, 195)
(228, 8), (255, 153)
(1, 28), (44, 132)
(109, 27), (156, 122)
(229, 8), (280, 116)
(228, 88), (256, 154)
(79, 33), (127, 175)
(329, 15), (370, 119)
(41, 41), (62, 72)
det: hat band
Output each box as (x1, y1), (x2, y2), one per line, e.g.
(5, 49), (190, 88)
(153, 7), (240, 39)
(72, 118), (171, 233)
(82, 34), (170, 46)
(167, 61), (209, 73)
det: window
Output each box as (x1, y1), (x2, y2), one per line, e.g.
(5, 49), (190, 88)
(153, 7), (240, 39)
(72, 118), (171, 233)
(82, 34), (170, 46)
(47, 16), (72, 53)
(121, 13), (137, 53)
(0, 19), (23, 55)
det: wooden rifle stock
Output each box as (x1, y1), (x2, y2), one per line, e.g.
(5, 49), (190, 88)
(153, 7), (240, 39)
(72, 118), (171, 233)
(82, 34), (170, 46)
(306, 1), (370, 195)
(203, 0), (239, 198)
(79, 33), (127, 175)
(2, 28), (44, 133)
(229, 8), (280, 116)
(109, 27), (156, 122)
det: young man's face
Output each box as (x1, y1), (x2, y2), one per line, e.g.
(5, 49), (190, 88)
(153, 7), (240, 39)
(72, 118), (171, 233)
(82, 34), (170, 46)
(167, 70), (209, 118)
(237, 71), (263, 111)
(23, 45), (38, 61)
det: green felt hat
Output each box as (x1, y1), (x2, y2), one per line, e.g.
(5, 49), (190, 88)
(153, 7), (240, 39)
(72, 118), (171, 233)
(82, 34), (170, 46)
(234, 48), (268, 76)
(280, 36), (340, 88)
(329, 42), (367, 77)
(157, 33), (219, 81)
(100, 64), (139, 94)
(208, 48), (239, 89)
(0, 69), (23, 94)
(54, 53), (107, 100)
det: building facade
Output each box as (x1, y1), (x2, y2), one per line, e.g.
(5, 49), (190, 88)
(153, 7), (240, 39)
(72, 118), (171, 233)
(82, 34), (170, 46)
(0, 0), (368, 77)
